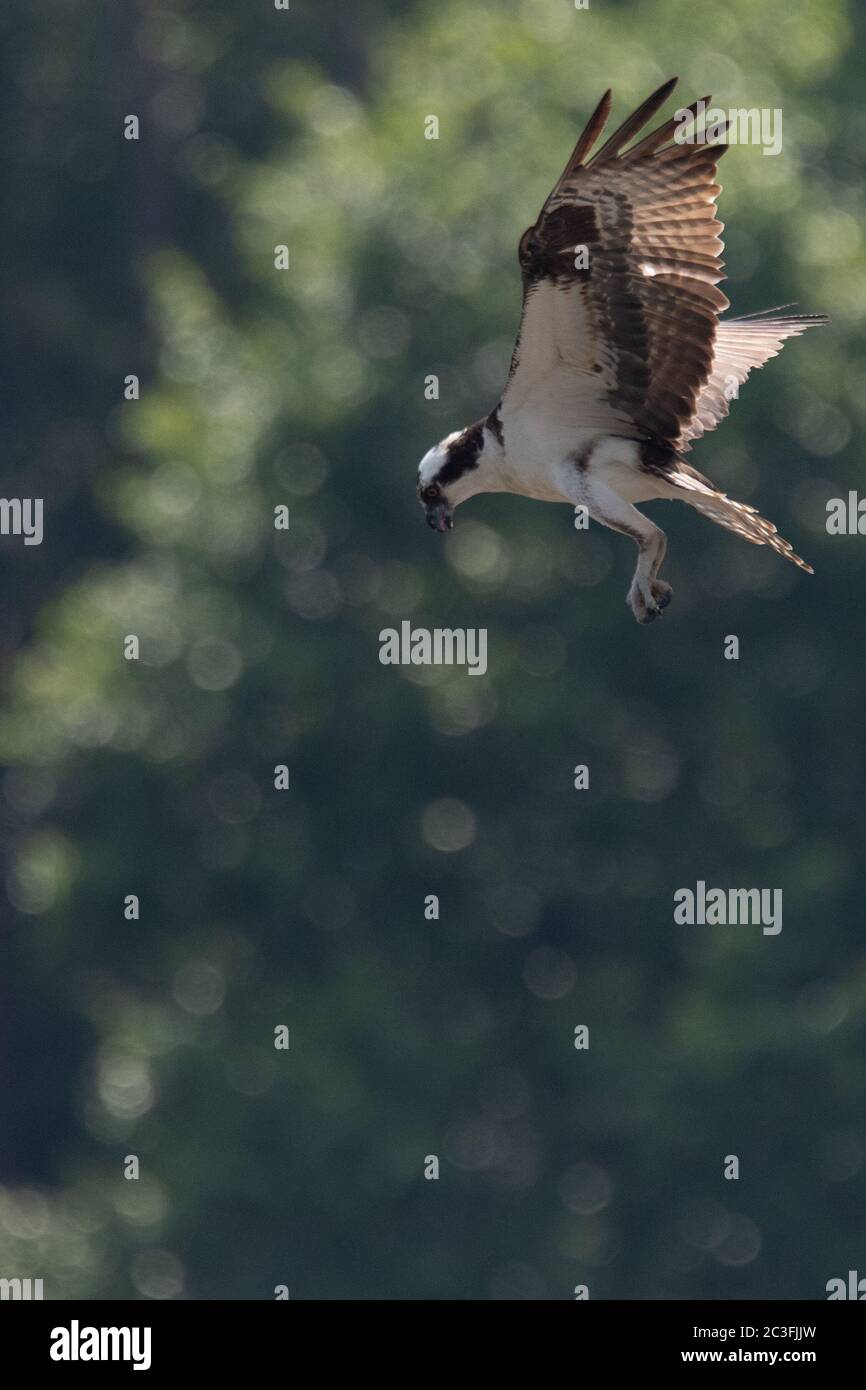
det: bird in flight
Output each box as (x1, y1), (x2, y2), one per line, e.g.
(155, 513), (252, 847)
(417, 78), (827, 622)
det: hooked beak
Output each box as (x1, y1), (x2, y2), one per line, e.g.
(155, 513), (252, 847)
(425, 500), (453, 533)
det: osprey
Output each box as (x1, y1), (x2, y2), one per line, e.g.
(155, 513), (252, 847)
(417, 78), (828, 622)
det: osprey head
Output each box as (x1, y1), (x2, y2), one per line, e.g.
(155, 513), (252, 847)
(416, 421), (487, 532)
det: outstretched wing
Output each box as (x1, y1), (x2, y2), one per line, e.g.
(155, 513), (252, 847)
(678, 309), (830, 448)
(500, 78), (729, 446)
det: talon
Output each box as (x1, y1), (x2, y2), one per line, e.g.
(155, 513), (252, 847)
(639, 604), (662, 623)
(628, 580), (667, 624)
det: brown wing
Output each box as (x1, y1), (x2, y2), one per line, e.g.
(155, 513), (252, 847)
(502, 79), (730, 447)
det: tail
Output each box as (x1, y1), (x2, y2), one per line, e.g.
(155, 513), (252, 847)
(667, 462), (814, 574)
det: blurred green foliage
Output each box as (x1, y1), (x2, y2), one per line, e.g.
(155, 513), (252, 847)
(1, 0), (865, 1299)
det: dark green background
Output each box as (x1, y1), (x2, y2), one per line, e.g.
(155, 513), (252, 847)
(1, 0), (864, 1299)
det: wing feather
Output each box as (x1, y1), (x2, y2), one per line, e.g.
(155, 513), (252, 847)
(679, 311), (830, 448)
(501, 79), (730, 446)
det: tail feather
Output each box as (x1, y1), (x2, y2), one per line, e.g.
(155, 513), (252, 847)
(668, 466), (814, 573)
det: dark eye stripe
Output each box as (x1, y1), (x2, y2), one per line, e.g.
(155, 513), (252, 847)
(436, 420), (484, 487)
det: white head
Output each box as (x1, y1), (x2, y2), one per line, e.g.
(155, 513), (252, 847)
(416, 417), (498, 532)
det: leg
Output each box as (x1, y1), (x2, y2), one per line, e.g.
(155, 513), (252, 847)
(570, 472), (671, 623)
